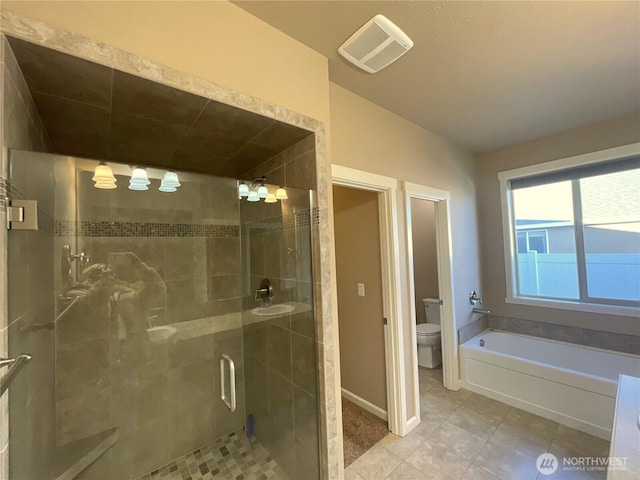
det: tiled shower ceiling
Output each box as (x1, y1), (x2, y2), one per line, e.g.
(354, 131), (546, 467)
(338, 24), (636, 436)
(7, 36), (313, 178)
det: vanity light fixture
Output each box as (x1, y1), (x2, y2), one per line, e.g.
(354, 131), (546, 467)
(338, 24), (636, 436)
(247, 190), (260, 202)
(257, 184), (269, 199)
(275, 187), (288, 200)
(238, 176), (287, 203)
(238, 182), (249, 198)
(159, 171), (181, 192)
(129, 167), (150, 191)
(92, 162), (117, 189)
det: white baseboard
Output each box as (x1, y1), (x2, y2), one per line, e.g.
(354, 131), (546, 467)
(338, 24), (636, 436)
(341, 388), (388, 422)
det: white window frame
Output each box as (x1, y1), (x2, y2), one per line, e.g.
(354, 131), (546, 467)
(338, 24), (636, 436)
(498, 142), (640, 317)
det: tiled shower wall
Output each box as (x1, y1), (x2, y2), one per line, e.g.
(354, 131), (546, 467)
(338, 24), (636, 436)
(0, 34), (55, 480)
(53, 168), (248, 480)
(242, 137), (321, 479)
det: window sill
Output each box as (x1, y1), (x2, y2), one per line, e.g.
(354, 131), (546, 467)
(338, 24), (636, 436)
(505, 296), (640, 318)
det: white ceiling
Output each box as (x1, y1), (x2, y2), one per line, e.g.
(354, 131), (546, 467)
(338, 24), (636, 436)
(233, 1), (640, 153)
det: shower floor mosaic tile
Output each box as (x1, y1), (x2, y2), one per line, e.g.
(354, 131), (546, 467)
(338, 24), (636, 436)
(137, 430), (289, 480)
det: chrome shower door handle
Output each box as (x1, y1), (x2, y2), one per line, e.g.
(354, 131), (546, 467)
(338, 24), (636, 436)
(219, 354), (236, 412)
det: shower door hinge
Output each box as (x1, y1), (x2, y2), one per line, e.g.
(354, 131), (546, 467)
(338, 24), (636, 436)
(6, 199), (38, 230)
(383, 317), (388, 325)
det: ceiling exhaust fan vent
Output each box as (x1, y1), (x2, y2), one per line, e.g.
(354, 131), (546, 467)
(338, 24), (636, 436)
(338, 14), (414, 73)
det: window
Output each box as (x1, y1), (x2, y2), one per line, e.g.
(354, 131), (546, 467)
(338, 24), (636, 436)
(499, 145), (640, 313)
(516, 229), (549, 254)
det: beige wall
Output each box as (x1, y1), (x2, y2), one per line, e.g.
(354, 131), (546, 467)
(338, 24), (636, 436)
(410, 198), (439, 324)
(476, 112), (640, 335)
(329, 82), (480, 424)
(333, 186), (387, 411)
(1, 1), (330, 126)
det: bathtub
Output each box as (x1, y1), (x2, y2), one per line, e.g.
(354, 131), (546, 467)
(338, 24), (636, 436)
(460, 330), (640, 440)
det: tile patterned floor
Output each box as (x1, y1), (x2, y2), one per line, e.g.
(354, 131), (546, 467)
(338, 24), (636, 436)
(345, 367), (613, 480)
(136, 430), (289, 480)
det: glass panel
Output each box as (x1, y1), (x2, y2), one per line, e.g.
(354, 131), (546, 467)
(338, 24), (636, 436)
(240, 184), (320, 480)
(8, 151), (316, 479)
(581, 169), (640, 302)
(7, 150), (61, 480)
(512, 181), (579, 299)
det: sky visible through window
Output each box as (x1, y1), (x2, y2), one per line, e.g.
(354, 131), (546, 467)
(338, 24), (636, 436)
(513, 181), (573, 223)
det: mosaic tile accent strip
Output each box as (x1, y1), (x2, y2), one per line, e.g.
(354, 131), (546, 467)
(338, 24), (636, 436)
(0, 178), (6, 211)
(248, 207), (319, 235)
(136, 430), (289, 480)
(54, 220), (240, 238)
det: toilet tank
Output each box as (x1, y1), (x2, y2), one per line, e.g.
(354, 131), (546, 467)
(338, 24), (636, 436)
(422, 298), (442, 325)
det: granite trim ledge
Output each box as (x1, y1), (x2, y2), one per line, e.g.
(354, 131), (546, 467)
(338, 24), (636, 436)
(457, 315), (489, 345)
(485, 315), (640, 355)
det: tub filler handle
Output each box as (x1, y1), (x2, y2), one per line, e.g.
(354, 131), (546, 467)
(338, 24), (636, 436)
(219, 354), (237, 412)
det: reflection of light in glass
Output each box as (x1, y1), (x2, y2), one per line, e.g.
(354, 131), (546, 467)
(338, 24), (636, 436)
(264, 193), (277, 204)
(129, 167), (150, 191)
(275, 187), (288, 200)
(247, 190), (260, 202)
(238, 182), (249, 198)
(159, 171), (180, 192)
(92, 162), (117, 189)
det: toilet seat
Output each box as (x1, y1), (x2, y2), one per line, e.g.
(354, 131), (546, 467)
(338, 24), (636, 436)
(416, 323), (440, 336)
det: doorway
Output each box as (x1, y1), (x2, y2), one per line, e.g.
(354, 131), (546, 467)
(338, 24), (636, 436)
(331, 165), (403, 433)
(408, 197), (445, 397)
(330, 168), (459, 445)
(332, 185), (390, 467)
(404, 181), (460, 431)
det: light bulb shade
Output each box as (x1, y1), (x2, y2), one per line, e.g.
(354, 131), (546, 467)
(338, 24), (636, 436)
(129, 168), (150, 186)
(92, 164), (116, 182)
(238, 183), (249, 198)
(264, 193), (277, 204)
(94, 181), (117, 190)
(128, 183), (148, 191)
(247, 190), (260, 202)
(275, 187), (288, 200)
(161, 171), (181, 187)
(159, 185), (177, 193)
(257, 185), (268, 198)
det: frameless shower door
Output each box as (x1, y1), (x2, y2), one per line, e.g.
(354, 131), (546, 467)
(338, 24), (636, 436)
(5, 150), (319, 480)
(240, 184), (320, 479)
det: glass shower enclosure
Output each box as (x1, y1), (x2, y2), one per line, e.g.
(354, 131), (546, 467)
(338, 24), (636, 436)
(5, 150), (319, 479)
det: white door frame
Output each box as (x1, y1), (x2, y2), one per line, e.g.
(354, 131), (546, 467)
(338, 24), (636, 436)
(331, 165), (405, 435)
(403, 182), (459, 406)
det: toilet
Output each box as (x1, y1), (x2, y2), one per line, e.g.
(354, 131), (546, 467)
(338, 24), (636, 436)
(417, 298), (442, 368)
